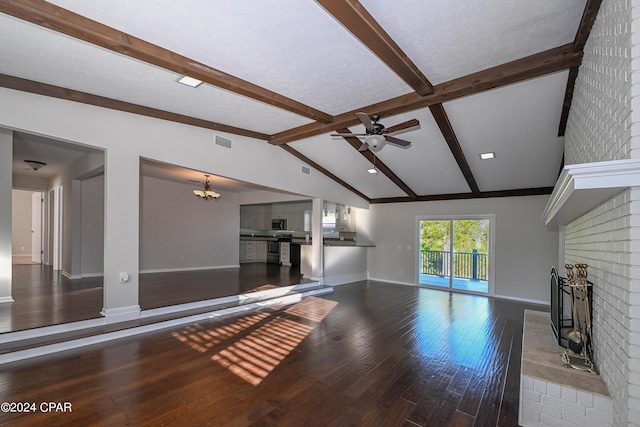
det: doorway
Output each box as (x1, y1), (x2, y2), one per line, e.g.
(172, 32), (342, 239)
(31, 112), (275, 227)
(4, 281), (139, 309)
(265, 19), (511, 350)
(417, 216), (494, 295)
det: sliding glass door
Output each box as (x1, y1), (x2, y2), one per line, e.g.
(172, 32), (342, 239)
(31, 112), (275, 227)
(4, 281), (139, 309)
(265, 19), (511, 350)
(418, 216), (493, 295)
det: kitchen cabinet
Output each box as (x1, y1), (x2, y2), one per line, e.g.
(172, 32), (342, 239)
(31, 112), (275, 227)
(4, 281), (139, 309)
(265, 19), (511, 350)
(287, 211), (305, 231)
(239, 240), (255, 263)
(240, 240), (268, 262)
(240, 207), (271, 230)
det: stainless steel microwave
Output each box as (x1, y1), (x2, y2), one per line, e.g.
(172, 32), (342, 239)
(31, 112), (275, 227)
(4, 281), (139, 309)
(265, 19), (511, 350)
(272, 218), (287, 230)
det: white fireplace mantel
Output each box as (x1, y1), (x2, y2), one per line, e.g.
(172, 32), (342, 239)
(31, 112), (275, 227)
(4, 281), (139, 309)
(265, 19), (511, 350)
(542, 158), (640, 227)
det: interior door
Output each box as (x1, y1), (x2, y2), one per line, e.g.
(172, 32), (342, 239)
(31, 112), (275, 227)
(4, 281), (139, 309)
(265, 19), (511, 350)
(31, 192), (42, 263)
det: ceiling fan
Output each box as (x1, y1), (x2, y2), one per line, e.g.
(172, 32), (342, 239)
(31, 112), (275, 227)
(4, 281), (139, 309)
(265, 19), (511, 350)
(331, 112), (419, 152)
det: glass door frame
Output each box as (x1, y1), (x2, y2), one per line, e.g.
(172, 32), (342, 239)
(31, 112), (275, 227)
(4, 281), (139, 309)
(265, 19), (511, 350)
(415, 214), (495, 296)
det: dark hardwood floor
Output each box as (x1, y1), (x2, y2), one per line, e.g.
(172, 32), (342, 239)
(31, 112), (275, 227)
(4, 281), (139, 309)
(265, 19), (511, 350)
(0, 281), (548, 426)
(1, 263), (310, 333)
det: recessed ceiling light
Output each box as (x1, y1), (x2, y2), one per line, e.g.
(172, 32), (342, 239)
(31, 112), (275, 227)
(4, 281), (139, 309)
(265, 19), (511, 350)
(177, 76), (203, 87)
(366, 168), (378, 174)
(480, 152), (495, 160)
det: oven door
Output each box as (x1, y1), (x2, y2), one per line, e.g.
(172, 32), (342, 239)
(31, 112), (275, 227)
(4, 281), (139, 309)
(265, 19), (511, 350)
(267, 241), (280, 264)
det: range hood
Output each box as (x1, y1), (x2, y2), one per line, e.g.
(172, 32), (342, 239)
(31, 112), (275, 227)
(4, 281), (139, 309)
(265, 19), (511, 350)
(542, 158), (640, 228)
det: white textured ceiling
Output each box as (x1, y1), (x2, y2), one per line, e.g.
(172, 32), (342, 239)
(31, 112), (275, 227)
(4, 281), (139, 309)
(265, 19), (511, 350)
(2, 0), (590, 201)
(360, 0), (586, 84)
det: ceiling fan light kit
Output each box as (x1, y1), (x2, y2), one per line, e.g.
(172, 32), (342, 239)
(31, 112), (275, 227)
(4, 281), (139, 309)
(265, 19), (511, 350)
(332, 112), (418, 153)
(193, 174), (221, 201)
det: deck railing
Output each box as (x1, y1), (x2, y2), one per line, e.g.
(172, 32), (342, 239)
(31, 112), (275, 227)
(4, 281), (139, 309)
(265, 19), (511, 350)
(420, 249), (488, 281)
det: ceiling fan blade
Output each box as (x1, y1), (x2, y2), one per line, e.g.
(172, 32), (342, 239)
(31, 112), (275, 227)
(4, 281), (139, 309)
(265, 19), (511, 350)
(384, 118), (420, 135)
(330, 133), (366, 137)
(384, 135), (411, 148)
(358, 142), (370, 152)
(356, 112), (375, 132)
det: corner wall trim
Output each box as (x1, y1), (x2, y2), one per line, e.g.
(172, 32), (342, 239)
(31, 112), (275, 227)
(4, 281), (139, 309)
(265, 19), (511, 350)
(0, 297), (15, 304)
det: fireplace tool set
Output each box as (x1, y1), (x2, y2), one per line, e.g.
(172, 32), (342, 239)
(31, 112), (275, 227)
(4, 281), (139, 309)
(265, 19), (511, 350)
(561, 263), (596, 373)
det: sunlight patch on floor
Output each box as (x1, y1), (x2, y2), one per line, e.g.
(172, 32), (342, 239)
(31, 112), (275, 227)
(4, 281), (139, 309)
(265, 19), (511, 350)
(171, 312), (270, 353)
(212, 317), (313, 385)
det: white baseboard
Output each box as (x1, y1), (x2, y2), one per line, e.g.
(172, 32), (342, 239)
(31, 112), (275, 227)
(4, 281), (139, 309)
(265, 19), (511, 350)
(61, 270), (81, 280)
(325, 272), (367, 286)
(100, 305), (141, 323)
(0, 296), (15, 304)
(11, 254), (31, 258)
(494, 294), (550, 306)
(139, 264), (240, 274)
(367, 277), (416, 287)
(79, 272), (103, 278)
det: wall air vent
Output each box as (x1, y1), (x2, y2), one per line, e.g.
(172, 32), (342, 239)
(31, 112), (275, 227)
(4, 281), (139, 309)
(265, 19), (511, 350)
(301, 165), (311, 175)
(215, 135), (233, 150)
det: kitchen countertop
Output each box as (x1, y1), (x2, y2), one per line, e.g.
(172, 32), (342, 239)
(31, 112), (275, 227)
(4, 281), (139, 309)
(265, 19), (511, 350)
(240, 235), (374, 247)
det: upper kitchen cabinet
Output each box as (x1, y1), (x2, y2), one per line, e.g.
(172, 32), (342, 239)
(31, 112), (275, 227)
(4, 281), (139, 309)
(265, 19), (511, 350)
(240, 205), (272, 230)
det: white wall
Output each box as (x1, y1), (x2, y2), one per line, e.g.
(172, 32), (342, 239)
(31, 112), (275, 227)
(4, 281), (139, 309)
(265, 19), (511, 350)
(50, 150), (104, 277)
(80, 175), (104, 276)
(364, 195), (557, 303)
(11, 190), (32, 256)
(324, 246), (367, 286)
(139, 176), (240, 272)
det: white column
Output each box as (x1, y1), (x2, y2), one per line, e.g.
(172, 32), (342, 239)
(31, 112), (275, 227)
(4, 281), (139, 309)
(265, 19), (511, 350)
(0, 128), (14, 303)
(311, 198), (324, 283)
(101, 147), (140, 322)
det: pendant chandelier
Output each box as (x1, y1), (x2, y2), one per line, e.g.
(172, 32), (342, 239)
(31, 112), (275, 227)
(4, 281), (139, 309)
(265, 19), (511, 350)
(193, 174), (221, 201)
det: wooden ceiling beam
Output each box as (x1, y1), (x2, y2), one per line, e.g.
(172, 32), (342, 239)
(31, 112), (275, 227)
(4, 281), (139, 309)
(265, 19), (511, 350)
(573, 0), (603, 52)
(279, 144), (370, 202)
(270, 43), (583, 145)
(316, 0), (433, 96)
(369, 186), (554, 204)
(337, 129), (418, 199)
(558, 66), (579, 137)
(0, 73), (271, 140)
(429, 104), (479, 194)
(557, 0), (602, 137)
(0, 0), (333, 124)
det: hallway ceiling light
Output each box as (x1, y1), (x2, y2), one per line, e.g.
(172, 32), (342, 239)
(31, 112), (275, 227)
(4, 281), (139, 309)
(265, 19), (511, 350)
(24, 160), (46, 171)
(480, 152), (495, 160)
(193, 174), (221, 201)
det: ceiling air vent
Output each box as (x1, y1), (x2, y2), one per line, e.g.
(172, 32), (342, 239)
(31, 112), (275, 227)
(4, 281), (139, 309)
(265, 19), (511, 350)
(301, 165), (311, 175)
(214, 135), (233, 150)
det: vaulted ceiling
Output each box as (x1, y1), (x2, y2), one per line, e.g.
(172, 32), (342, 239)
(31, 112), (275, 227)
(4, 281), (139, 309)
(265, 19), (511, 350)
(0, 0), (600, 203)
